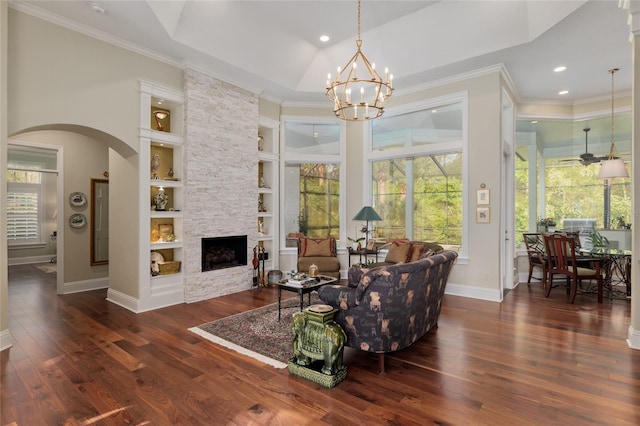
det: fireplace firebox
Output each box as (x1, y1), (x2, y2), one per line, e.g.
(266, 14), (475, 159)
(202, 235), (247, 272)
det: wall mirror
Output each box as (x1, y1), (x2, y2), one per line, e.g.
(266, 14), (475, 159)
(90, 178), (109, 265)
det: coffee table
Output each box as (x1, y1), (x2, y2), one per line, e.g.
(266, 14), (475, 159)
(276, 275), (337, 321)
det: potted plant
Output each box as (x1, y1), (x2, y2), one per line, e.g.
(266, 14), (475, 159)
(586, 227), (609, 248)
(347, 236), (365, 251)
(538, 218), (556, 232)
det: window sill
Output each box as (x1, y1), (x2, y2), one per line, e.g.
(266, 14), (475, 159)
(8, 242), (47, 250)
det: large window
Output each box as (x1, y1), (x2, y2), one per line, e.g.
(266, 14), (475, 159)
(285, 163), (340, 238)
(515, 114), (632, 241)
(372, 154), (462, 244)
(369, 97), (465, 250)
(7, 168), (43, 245)
(282, 121), (343, 242)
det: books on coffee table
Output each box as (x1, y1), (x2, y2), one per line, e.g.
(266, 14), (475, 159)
(287, 274), (317, 287)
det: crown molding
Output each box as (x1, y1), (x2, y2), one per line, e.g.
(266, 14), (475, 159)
(9, 1), (183, 70)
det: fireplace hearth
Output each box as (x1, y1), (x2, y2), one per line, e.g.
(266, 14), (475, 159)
(202, 235), (247, 272)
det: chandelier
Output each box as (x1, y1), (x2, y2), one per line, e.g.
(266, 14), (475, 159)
(597, 68), (629, 179)
(326, 0), (393, 121)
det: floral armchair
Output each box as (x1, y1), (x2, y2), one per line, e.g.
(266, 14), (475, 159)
(317, 250), (458, 374)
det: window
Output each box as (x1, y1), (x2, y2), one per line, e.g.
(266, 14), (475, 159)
(369, 97), (466, 251)
(7, 168), (43, 245)
(285, 163), (340, 238)
(515, 115), (632, 235)
(282, 121), (344, 243)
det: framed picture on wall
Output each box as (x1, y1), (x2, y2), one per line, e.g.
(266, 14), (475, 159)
(476, 189), (490, 205)
(476, 207), (490, 224)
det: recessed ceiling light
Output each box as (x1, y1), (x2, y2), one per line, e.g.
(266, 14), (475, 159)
(320, 35), (330, 42)
(530, 120), (539, 124)
(554, 66), (567, 72)
(91, 3), (106, 14)
(431, 109), (438, 113)
(558, 90), (569, 95)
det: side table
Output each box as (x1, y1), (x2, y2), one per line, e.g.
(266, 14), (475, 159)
(288, 305), (347, 388)
(347, 247), (379, 266)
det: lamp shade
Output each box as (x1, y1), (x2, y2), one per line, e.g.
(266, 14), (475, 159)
(597, 158), (628, 179)
(353, 206), (382, 221)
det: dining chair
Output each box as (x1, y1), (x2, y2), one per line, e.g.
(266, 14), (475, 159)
(543, 233), (603, 303)
(523, 233), (547, 286)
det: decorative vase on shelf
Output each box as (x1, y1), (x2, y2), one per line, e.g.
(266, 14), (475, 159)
(154, 187), (168, 211)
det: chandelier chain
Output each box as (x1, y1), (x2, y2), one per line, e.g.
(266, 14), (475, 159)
(357, 0), (361, 42)
(325, 0), (394, 121)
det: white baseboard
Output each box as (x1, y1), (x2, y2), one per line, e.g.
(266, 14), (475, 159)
(106, 288), (184, 313)
(0, 329), (13, 352)
(63, 277), (109, 294)
(106, 288), (140, 313)
(445, 282), (502, 302)
(8, 255), (55, 266)
(627, 325), (640, 350)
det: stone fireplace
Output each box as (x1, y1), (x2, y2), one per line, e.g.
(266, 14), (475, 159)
(183, 69), (259, 303)
(201, 235), (248, 272)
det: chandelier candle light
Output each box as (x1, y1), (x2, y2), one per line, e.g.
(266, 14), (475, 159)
(326, 0), (393, 121)
(598, 68), (629, 180)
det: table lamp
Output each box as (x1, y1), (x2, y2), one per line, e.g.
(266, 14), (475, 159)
(353, 206), (382, 250)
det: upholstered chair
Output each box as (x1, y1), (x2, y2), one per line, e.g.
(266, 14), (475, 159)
(296, 237), (340, 279)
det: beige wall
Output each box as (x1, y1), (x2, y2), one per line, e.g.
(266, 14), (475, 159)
(258, 98), (281, 122)
(10, 131), (109, 283)
(397, 72), (503, 295)
(7, 10), (182, 146)
(6, 9), (183, 305)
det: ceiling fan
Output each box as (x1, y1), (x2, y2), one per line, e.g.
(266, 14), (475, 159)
(564, 128), (608, 166)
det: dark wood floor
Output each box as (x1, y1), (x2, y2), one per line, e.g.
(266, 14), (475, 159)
(2, 265), (639, 425)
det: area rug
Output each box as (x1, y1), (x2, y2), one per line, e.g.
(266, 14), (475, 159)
(34, 263), (56, 274)
(189, 293), (322, 369)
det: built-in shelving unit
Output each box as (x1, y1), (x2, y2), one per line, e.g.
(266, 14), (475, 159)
(139, 81), (185, 310)
(257, 116), (280, 276)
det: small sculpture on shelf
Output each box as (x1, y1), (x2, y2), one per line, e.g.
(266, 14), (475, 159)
(259, 176), (268, 188)
(258, 219), (265, 236)
(154, 186), (168, 211)
(258, 194), (267, 212)
(151, 153), (160, 179)
(258, 135), (264, 151)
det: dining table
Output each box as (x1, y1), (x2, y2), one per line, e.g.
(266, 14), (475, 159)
(579, 247), (631, 300)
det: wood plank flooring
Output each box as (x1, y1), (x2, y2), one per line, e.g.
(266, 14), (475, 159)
(2, 264), (639, 425)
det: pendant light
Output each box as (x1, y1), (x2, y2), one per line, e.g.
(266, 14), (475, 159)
(597, 68), (629, 179)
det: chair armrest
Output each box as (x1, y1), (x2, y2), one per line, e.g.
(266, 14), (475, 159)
(318, 284), (360, 310)
(347, 266), (367, 287)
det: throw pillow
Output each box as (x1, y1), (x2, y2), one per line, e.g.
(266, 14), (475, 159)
(408, 242), (426, 262)
(385, 241), (411, 263)
(300, 238), (335, 257)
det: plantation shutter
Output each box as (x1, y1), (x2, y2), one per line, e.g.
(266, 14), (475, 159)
(7, 184), (40, 242)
